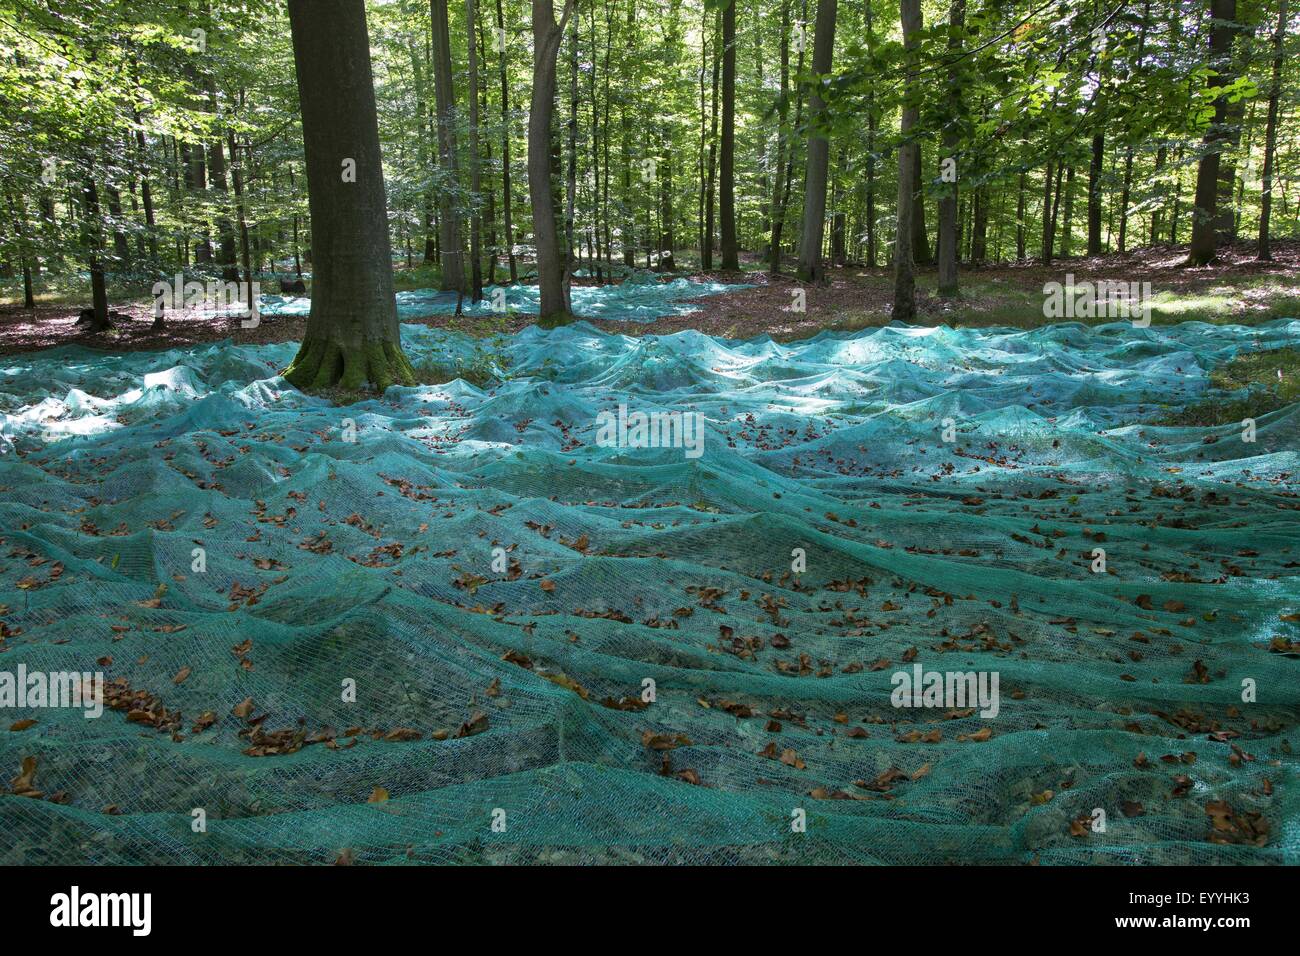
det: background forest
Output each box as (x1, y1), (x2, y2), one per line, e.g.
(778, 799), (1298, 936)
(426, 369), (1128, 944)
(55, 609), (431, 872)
(1, 0), (1297, 327)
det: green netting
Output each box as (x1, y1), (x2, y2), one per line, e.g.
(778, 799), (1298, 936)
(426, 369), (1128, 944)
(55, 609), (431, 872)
(0, 315), (1297, 865)
(249, 275), (748, 323)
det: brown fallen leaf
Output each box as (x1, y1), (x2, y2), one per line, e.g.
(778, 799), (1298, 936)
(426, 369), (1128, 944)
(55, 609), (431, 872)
(8, 719), (37, 732)
(172, 666), (192, 685)
(368, 786), (389, 803)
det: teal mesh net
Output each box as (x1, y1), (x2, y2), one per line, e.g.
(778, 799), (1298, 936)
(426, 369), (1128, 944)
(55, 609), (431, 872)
(1, 315), (1297, 864)
(250, 275), (748, 323)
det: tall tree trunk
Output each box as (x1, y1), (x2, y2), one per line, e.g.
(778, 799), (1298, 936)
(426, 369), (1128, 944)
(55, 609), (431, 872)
(1087, 133), (1104, 255)
(768, 0), (792, 272)
(703, 11), (721, 271)
(892, 0), (921, 320)
(770, 0), (806, 275)
(207, 130), (239, 281)
(911, 145), (930, 265)
(431, 0), (466, 291)
(719, 0), (739, 270)
(1257, 0), (1286, 260)
(6, 193), (36, 308)
(971, 187), (988, 264)
(1187, 0), (1237, 265)
(283, 0), (414, 391)
(563, 17), (578, 305)
(81, 174), (111, 331)
(467, 0), (484, 302)
(496, 0), (517, 280)
(229, 129), (253, 290)
(1015, 170), (1026, 260)
(795, 0), (837, 281)
(529, 0), (575, 321)
(936, 0), (965, 296)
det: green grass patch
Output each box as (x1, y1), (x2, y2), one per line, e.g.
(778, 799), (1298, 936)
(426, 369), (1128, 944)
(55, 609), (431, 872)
(1157, 347), (1300, 426)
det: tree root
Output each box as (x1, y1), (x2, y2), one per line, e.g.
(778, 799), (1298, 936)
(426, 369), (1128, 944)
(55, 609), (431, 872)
(282, 336), (416, 393)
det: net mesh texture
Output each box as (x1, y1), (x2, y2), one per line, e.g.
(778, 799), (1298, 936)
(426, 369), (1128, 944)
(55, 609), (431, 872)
(1, 305), (1297, 865)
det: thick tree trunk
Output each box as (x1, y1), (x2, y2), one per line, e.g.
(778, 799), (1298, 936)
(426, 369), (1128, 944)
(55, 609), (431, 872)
(529, 0), (575, 322)
(283, 0), (414, 392)
(892, 0), (921, 320)
(431, 0), (466, 291)
(1188, 0), (1237, 265)
(795, 0), (837, 282)
(719, 0), (739, 270)
(1257, 0), (1286, 260)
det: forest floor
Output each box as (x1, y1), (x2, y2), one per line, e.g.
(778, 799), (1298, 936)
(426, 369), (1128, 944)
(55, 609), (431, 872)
(3, 240), (1299, 357)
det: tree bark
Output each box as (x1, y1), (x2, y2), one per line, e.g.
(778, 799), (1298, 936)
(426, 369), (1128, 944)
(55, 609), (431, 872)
(1257, 0), (1286, 260)
(283, 0), (414, 392)
(1087, 133), (1104, 255)
(431, 0), (466, 291)
(936, 0), (965, 296)
(529, 0), (575, 322)
(892, 0), (921, 320)
(1187, 0), (1237, 265)
(719, 0), (739, 270)
(467, 0), (484, 302)
(795, 0), (837, 282)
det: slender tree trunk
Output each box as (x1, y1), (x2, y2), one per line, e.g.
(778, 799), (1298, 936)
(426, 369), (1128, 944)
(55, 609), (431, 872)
(6, 193), (36, 308)
(936, 0), (965, 296)
(703, 12), (720, 271)
(495, 0), (517, 281)
(1087, 133), (1104, 255)
(283, 0), (414, 391)
(431, 0), (465, 291)
(563, 18), (578, 306)
(892, 0), (921, 320)
(1015, 170), (1026, 260)
(911, 145), (930, 265)
(529, 0), (575, 321)
(1257, 0), (1286, 260)
(768, 0), (792, 272)
(795, 0), (837, 281)
(466, 0), (484, 301)
(1188, 0), (1237, 265)
(719, 0), (739, 270)
(81, 174), (111, 331)
(971, 187), (988, 264)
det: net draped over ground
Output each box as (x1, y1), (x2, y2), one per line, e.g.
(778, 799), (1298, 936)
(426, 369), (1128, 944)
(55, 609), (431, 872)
(251, 275), (747, 323)
(1, 313), (1297, 864)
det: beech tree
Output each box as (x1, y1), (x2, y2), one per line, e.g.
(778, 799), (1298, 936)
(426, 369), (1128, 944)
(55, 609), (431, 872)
(282, 0), (415, 391)
(529, 0), (575, 322)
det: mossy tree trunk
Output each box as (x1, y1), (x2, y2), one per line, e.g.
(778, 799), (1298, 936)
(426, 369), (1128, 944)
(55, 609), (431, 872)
(283, 0), (415, 393)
